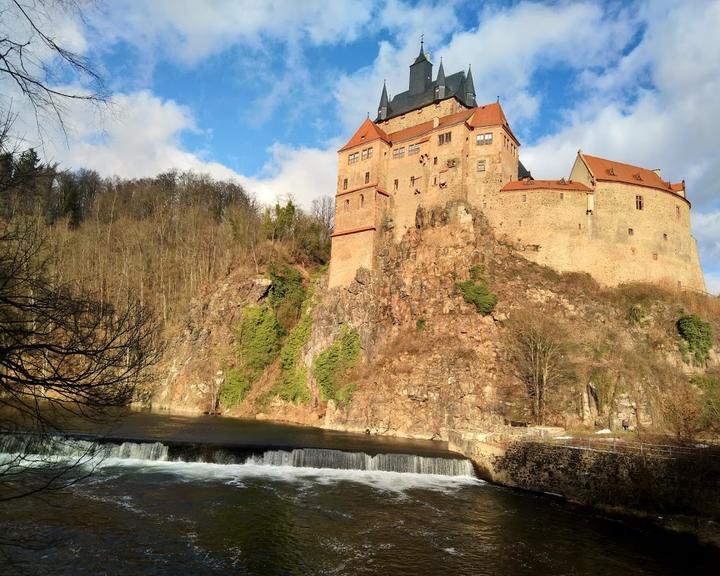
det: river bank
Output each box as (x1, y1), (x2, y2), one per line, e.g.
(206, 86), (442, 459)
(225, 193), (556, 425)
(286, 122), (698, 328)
(448, 430), (720, 549)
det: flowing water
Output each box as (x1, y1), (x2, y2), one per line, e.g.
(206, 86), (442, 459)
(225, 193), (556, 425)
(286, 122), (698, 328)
(1, 412), (718, 575)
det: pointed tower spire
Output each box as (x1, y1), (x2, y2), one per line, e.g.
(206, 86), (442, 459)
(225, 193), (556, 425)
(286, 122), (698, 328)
(409, 37), (432, 95)
(377, 80), (389, 121)
(465, 64), (476, 107)
(435, 57), (446, 100)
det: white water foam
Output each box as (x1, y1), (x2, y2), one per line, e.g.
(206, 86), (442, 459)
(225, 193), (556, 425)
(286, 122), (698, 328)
(0, 433), (482, 492)
(97, 458), (483, 493)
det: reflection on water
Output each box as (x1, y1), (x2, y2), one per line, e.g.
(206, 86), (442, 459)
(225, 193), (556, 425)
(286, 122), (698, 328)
(2, 411), (719, 575)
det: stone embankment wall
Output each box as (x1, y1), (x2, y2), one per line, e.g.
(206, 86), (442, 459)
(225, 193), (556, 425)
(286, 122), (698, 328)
(450, 432), (720, 544)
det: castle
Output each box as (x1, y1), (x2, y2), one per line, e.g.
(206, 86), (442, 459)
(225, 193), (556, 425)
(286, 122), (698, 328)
(328, 42), (706, 292)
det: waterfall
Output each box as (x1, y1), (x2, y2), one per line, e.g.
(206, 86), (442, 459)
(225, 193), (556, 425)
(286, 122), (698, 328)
(0, 433), (475, 478)
(247, 448), (474, 477)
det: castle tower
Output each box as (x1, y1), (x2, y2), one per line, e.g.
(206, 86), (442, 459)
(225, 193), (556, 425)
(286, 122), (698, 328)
(329, 43), (519, 288)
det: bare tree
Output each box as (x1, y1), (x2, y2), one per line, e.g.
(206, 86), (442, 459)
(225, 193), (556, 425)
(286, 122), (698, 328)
(507, 312), (572, 425)
(0, 216), (160, 501)
(0, 0), (107, 140)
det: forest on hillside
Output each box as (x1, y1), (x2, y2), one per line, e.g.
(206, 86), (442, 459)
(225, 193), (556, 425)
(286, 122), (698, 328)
(1, 146), (333, 332)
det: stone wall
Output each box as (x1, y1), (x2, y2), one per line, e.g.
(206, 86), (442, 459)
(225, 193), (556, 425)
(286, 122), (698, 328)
(450, 434), (720, 544)
(485, 181), (705, 290)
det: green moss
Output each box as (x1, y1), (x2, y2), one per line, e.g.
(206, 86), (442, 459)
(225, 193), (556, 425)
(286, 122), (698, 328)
(312, 326), (361, 403)
(677, 314), (714, 365)
(220, 368), (252, 406)
(416, 318), (427, 331)
(269, 265), (305, 331)
(237, 304), (283, 376)
(456, 267), (498, 315)
(221, 304), (282, 408)
(272, 281), (316, 404)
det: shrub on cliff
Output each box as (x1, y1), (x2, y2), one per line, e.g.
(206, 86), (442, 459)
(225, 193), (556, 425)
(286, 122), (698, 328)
(269, 265), (306, 331)
(222, 304), (283, 407)
(273, 285), (315, 404)
(456, 265), (497, 315)
(313, 326), (361, 403)
(220, 368), (253, 406)
(677, 314), (713, 365)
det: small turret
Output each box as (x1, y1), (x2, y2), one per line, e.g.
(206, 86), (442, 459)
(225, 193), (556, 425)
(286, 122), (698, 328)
(435, 58), (446, 100)
(465, 65), (476, 107)
(378, 81), (389, 120)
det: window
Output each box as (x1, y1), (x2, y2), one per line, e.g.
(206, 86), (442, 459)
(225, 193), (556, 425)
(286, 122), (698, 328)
(676, 205), (680, 219)
(663, 233), (668, 241)
(393, 178), (398, 190)
(628, 228), (634, 236)
(476, 160), (486, 172)
(476, 132), (493, 145)
(364, 171), (370, 184)
(635, 195), (644, 210)
(438, 131), (452, 145)
(518, 220), (522, 227)
(348, 152), (359, 164)
(342, 178), (348, 190)
(392, 147), (405, 159)
(433, 156), (438, 165)
(361, 147), (373, 160)
(408, 143), (420, 155)
(653, 253), (658, 261)
(360, 194), (365, 208)
(433, 176), (437, 185)
(560, 192), (564, 200)
(344, 199), (350, 210)
(410, 176), (416, 186)
(522, 194), (527, 202)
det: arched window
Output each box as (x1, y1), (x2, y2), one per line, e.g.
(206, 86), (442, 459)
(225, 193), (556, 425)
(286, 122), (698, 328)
(360, 194), (365, 208)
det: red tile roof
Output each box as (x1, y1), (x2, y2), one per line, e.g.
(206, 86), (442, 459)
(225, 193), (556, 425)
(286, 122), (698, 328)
(580, 153), (678, 194)
(501, 179), (592, 192)
(341, 101), (518, 152)
(469, 102), (518, 143)
(338, 118), (389, 152)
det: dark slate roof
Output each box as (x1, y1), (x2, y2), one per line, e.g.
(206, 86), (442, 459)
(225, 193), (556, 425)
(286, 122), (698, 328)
(518, 160), (532, 180)
(378, 70), (475, 121)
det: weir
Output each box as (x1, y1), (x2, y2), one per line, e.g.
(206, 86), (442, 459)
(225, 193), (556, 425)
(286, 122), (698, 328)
(0, 433), (475, 478)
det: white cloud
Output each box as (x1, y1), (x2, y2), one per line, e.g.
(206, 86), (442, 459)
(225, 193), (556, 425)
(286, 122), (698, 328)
(245, 143), (338, 209)
(23, 89), (332, 210)
(88, 0), (378, 64)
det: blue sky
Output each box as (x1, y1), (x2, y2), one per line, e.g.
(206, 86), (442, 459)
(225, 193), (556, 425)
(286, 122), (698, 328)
(1, 0), (719, 292)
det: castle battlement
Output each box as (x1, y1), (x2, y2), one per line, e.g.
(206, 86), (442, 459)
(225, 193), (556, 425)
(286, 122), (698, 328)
(328, 44), (705, 292)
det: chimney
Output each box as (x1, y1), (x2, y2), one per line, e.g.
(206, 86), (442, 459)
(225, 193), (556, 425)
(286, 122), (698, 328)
(652, 168), (661, 177)
(433, 117), (440, 128)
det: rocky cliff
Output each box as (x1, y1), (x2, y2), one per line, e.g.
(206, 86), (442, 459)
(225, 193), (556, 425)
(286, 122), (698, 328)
(151, 200), (719, 443)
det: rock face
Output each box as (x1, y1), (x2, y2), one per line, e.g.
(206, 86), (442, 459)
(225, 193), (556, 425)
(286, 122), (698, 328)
(152, 200), (718, 441)
(315, 206), (505, 438)
(151, 269), (270, 414)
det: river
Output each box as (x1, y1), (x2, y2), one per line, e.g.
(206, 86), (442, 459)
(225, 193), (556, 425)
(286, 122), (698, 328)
(1, 411), (717, 575)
